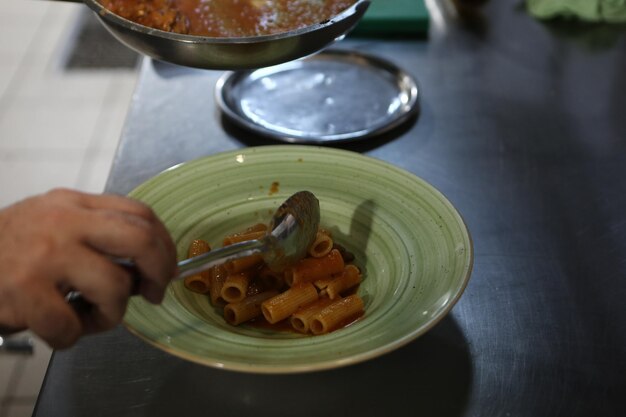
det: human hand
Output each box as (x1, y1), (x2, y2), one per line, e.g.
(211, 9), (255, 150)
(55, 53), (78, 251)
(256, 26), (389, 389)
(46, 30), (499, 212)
(0, 188), (177, 348)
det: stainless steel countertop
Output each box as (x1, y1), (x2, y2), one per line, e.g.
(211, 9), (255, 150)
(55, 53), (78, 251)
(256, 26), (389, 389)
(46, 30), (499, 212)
(34, 1), (626, 416)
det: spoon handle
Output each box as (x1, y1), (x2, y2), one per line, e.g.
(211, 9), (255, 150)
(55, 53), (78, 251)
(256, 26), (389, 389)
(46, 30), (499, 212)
(176, 238), (268, 279)
(67, 238), (269, 316)
(112, 238), (270, 285)
(65, 258), (142, 317)
(0, 335), (34, 355)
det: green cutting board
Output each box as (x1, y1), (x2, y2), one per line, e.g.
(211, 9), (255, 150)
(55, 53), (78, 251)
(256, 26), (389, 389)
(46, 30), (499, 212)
(351, 0), (430, 37)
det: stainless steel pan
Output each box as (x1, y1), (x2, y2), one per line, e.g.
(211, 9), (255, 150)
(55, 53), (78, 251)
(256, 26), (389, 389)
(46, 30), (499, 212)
(54, 0), (370, 70)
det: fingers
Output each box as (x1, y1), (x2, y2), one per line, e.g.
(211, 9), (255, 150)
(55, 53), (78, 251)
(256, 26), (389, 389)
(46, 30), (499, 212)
(17, 245), (135, 348)
(59, 190), (177, 261)
(20, 247), (133, 347)
(48, 189), (153, 219)
(60, 247), (133, 332)
(0, 269), (82, 349)
(81, 209), (177, 304)
(0, 189), (178, 349)
(51, 189), (178, 304)
(47, 189), (176, 262)
(77, 192), (171, 245)
(21, 285), (82, 349)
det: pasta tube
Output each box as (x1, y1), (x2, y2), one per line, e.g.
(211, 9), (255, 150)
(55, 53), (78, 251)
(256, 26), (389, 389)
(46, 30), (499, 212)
(209, 265), (228, 306)
(225, 254), (263, 274)
(183, 239), (211, 294)
(221, 268), (257, 303)
(223, 223), (267, 245)
(310, 294), (364, 335)
(262, 283), (318, 324)
(333, 243), (355, 263)
(307, 230), (333, 258)
(224, 290), (279, 325)
(185, 217), (365, 335)
(290, 297), (334, 333)
(285, 249), (344, 286)
(313, 277), (334, 291)
(325, 265), (362, 300)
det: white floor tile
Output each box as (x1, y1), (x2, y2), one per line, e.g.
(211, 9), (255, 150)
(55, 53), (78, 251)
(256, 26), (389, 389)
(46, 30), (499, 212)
(0, 156), (84, 208)
(0, 0), (139, 406)
(12, 336), (51, 399)
(0, 355), (18, 398)
(8, 3), (82, 80)
(0, 402), (36, 417)
(91, 73), (138, 153)
(75, 152), (115, 193)
(0, 96), (102, 151)
(0, 1), (49, 59)
(0, 51), (25, 81)
(0, 23), (38, 63)
(0, 65), (18, 100)
(12, 72), (114, 102)
(3, 0), (52, 17)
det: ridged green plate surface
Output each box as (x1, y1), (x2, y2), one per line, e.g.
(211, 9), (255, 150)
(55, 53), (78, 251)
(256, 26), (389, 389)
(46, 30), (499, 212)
(124, 145), (473, 373)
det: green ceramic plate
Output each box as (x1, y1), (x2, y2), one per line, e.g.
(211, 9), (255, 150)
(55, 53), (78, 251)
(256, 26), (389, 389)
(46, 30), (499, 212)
(123, 145), (473, 373)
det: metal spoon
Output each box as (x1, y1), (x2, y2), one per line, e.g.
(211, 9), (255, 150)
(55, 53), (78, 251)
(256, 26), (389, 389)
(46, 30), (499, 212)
(0, 335), (34, 355)
(176, 190), (320, 276)
(68, 191), (320, 312)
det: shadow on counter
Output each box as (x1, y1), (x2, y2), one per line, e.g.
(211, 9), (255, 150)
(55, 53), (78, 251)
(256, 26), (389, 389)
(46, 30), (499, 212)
(221, 109), (420, 154)
(539, 19), (626, 51)
(514, 0), (626, 51)
(145, 315), (473, 417)
(442, 0), (626, 48)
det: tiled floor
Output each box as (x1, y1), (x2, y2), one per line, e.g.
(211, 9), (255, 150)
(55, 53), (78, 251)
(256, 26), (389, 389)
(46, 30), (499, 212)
(0, 1), (139, 416)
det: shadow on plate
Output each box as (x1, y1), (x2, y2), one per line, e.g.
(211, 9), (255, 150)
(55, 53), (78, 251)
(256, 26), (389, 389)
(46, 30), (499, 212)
(325, 199), (376, 281)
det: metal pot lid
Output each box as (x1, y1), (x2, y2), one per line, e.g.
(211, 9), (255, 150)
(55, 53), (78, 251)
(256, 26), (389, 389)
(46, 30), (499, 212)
(215, 49), (419, 144)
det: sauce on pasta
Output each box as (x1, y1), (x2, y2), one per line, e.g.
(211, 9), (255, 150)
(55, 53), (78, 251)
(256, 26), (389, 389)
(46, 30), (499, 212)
(98, 0), (357, 37)
(247, 306), (362, 333)
(183, 221), (365, 335)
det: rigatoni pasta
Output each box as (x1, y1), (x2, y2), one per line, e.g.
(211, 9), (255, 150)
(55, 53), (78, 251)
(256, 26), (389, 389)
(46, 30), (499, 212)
(308, 230), (333, 258)
(310, 294), (364, 335)
(208, 264), (227, 306)
(224, 290), (279, 326)
(225, 254), (263, 274)
(324, 264), (361, 300)
(290, 297), (334, 333)
(284, 249), (344, 286)
(183, 239), (211, 294)
(261, 283), (319, 324)
(221, 268), (257, 303)
(184, 220), (365, 335)
(222, 224), (267, 246)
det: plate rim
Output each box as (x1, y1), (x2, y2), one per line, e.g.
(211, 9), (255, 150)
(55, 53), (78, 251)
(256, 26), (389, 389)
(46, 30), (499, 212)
(123, 145), (473, 373)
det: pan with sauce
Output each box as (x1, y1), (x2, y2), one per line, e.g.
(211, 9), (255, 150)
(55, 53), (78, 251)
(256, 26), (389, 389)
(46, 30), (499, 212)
(56, 0), (369, 70)
(99, 0), (357, 37)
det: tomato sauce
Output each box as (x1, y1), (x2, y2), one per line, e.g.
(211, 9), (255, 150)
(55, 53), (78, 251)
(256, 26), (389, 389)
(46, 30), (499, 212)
(246, 307), (363, 334)
(99, 0), (357, 37)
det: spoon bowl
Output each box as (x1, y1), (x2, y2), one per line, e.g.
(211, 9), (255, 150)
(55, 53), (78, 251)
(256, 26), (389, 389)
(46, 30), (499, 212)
(176, 191), (320, 277)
